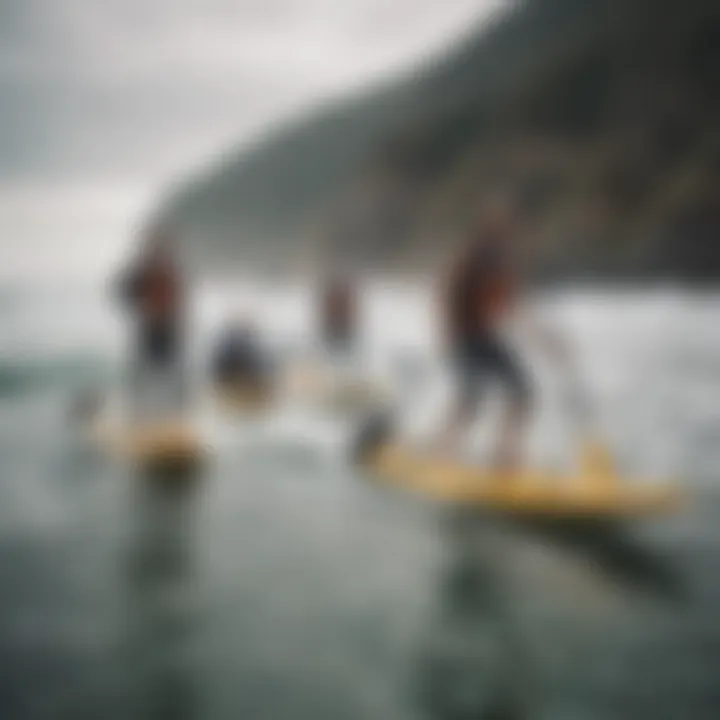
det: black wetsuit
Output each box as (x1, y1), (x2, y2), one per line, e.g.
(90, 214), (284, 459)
(446, 241), (531, 410)
(212, 330), (267, 384)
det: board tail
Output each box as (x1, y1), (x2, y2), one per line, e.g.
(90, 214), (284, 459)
(351, 411), (395, 464)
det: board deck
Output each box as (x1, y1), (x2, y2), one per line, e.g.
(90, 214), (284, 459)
(362, 442), (681, 517)
(285, 366), (388, 410)
(214, 382), (275, 413)
(88, 420), (204, 471)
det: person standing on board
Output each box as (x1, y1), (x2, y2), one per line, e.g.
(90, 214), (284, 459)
(318, 267), (359, 360)
(116, 226), (187, 423)
(437, 196), (559, 469)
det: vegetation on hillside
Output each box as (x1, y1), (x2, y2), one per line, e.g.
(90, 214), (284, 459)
(161, 0), (720, 281)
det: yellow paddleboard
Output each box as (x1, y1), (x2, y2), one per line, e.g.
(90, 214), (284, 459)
(89, 420), (204, 472)
(362, 442), (681, 518)
(214, 381), (275, 414)
(285, 365), (388, 411)
(322, 380), (388, 411)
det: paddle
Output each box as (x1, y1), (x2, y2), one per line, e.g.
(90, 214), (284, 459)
(558, 351), (618, 485)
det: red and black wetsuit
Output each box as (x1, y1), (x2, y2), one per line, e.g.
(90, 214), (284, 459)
(118, 260), (184, 365)
(443, 236), (530, 408)
(320, 277), (357, 352)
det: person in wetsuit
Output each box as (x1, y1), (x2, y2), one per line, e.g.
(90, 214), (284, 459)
(319, 271), (358, 357)
(116, 228), (186, 420)
(438, 200), (533, 468)
(211, 316), (269, 388)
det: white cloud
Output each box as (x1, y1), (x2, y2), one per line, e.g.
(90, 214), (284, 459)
(2, 0), (495, 86)
(0, 182), (153, 280)
(0, 0), (506, 278)
(0, 0), (501, 183)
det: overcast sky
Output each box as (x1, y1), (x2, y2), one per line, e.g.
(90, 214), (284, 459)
(0, 0), (503, 279)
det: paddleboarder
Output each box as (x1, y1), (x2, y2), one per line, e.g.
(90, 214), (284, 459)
(437, 196), (564, 468)
(116, 226), (187, 422)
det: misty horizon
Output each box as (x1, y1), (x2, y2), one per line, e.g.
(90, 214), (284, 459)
(0, 0), (503, 280)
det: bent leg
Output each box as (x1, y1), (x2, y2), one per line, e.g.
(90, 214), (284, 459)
(491, 345), (533, 470)
(436, 352), (484, 455)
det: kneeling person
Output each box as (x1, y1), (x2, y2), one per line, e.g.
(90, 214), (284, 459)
(212, 317), (273, 406)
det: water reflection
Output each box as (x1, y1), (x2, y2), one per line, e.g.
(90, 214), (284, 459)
(416, 510), (539, 720)
(414, 509), (684, 720)
(521, 517), (685, 604)
(123, 470), (201, 720)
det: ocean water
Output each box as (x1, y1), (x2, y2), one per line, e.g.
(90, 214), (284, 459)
(0, 279), (719, 720)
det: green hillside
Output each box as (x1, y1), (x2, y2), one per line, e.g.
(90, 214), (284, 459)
(160, 0), (720, 281)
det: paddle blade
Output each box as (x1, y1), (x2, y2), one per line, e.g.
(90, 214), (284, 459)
(578, 441), (618, 487)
